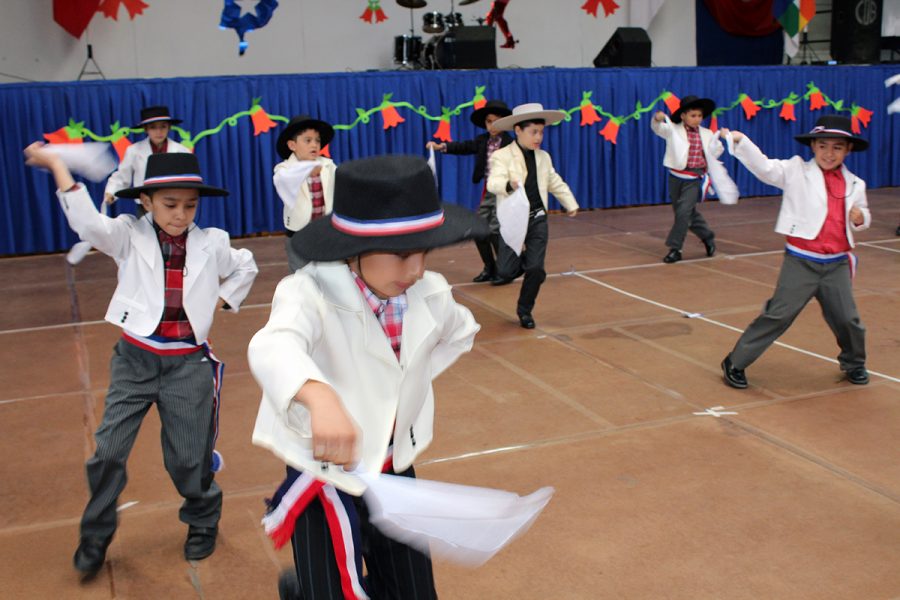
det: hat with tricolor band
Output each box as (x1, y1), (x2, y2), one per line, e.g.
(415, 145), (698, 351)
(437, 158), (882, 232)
(115, 153), (229, 198)
(133, 105), (183, 128)
(794, 115), (868, 151)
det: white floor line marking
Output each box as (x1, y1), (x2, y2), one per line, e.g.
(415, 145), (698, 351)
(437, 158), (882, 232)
(693, 406), (738, 417)
(859, 241), (900, 254)
(0, 319), (106, 336)
(573, 271), (900, 384)
(116, 501), (139, 512)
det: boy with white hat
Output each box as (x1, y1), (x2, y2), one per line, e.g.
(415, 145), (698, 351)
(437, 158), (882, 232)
(486, 102), (579, 329)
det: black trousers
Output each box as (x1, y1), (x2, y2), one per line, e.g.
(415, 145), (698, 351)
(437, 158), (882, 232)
(496, 214), (548, 316)
(289, 465), (437, 600)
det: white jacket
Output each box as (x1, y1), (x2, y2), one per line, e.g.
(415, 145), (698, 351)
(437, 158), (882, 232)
(486, 142), (579, 213)
(273, 155), (336, 232)
(731, 135), (871, 242)
(57, 186), (258, 343)
(104, 137), (191, 197)
(651, 117), (723, 171)
(249, 263), (479, 495)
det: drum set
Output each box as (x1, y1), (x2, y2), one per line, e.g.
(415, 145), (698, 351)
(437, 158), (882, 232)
(393, 0), (482, 68)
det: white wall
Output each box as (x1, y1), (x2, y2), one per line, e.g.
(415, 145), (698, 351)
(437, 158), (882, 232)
(0, 0), (696, 83)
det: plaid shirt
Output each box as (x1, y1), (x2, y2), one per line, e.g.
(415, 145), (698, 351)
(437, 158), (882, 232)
(151, 139), (168, 154)
(153, 225), (194, 339)
(309, 175), (326, 221)
(351, 271), (408, 360)
(685, 125), (706, 170)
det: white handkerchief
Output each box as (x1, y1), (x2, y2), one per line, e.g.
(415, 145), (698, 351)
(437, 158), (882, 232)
(706, 131), (739, 205)
(357, 471), (553, 567)
(885, 73), (900, 87)
(273, 160), (319, 211)
(496, 186), (529, 256)
(45, 143), (116, 182)
(427, 147), (437, 184)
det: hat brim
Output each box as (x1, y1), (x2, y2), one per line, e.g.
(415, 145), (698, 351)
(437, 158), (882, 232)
(493, 110), (567, 131)
(794, 133), (868, 152)
(672, 99), (716, 124)
(470, 105), (512, 129)
(133, 118), (183, 128)
(116, 182), (229, 199)
(292, 203), (489, 262)
(277, 119), (335, 160)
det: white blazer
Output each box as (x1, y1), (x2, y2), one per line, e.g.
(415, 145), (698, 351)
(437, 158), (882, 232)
(273, 155), (337, 232)
(486, 142), (579, 213)
(249, 263), (479, 495)
(651, 117), (723, 170)
(58, 187), (258, 343)
(731, 135), (871, 242)
(104, 137), (191, 197)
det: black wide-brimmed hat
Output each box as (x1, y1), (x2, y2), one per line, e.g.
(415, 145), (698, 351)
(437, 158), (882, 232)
(794, 115), (868, 151)
(116, 153), (228, 198)
(133, 105), (182, 128)
(293, 155), (488, 261)
(276, 115), (335, 160)
(671, 96), (716, 124)
(470, 99), (512, 129)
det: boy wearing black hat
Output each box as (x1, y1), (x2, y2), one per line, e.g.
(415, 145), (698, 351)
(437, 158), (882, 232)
(104, 105), (190, 205)
(427, 99), (513, 282)
(249, 155), (487, 599)
(652, 96), (721, 263)
(273, 115), (337, 271)
(720, 115), (871, 389)
(24, 143), (258, 575)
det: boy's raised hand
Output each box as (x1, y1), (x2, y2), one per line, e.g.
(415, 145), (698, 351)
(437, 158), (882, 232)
(425, 141), (446, 152)
(653, 111), (666, 122)
(295, 380), (358, 466)
(719, 128), (744, 142)
(24, 141), (76, 191)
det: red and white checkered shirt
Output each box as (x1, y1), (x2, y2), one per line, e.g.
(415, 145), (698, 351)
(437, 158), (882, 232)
(309, 175), (326, 221)
(351, 270), (408, 360)
(685, 125), (707, 170)
(153, 226), (194, 339)
(151, 139), (168, 154)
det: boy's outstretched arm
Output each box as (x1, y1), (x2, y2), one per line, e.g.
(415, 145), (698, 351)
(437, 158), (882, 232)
(295, 380), (358, 466)
(24, 142), (75, 191)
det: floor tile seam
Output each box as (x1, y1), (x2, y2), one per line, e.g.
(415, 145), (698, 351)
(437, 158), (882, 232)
(573, 272), (900, 385)
(472, 344), (616, 428)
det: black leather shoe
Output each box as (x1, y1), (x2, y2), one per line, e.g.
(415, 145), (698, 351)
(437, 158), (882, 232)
(184, 526), (218, 561)
(846, 367), (869, 385)
(278, 568), (303, 600)
(721, 356), (748, 389)
(491, 277), (514, 286)
(472, 270), (495, 283)
(704, 239), (716, 257)
(73, 536), (110, 576)
(518, 313), (535, 329)
(663, 249), (682, 264)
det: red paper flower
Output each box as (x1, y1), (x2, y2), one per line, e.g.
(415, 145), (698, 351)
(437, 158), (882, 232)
(779, 102), (797, 122)
(359, 7), (373, 22)
(851, 114), (861, 134)
(709, 115), (719, 133)
(250, 105), (277, 136)
(663, 92), (681, 114)
(381, 105), (405, 129)
(375, 7), (387, 22)
(581, 0), (620, 17)
(473, 97), (487, 110)
(854, 106), (873, 129)
(580, 103), (602, 126)
(43, 127), (83, 144)
(320, 144), (331, 158)
(808, 90), (827, 111)
(739, 95), (761, 120)
(599, 118), (620, 144)
(112, 136), (132, 161)
(433, 119), (452, 142)
(98, 0), (148, 20)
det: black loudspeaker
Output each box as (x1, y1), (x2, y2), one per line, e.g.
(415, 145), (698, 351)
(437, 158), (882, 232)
(831, 0), (883, 63)
(435, 26), (497, 69)
(593, 27), (651, 67)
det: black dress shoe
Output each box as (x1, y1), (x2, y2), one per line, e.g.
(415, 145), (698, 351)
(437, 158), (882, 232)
(846, 367), (869, 385)
(704, 239), (716, 257)
(663, 249), (682, 264)
(73, 536), (110, 575)
(278, 568), (303, 600)
(721, 355), (748, 389)
(491, 276), (514, 286)
(518, 313), (535, 329)
(184, 526), (218, 561)
(472, 270), (495, 283)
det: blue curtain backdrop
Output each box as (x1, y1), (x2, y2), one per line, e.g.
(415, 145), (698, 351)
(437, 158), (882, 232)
(1, 65), (897, 255)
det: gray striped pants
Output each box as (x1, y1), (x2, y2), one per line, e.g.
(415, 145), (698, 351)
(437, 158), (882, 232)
(79, 339), (221, 541)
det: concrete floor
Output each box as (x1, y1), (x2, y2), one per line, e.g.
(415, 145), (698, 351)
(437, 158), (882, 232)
(0, 191), (898, 599)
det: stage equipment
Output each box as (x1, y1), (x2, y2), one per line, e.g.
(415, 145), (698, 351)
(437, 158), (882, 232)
(397, 0), (428, 8)
(831, 0), (883, 63)
(424, 11), (445, 33)
(458, 0), (481, 4)
(593, 27), (651, 67)
(444, 12), (464, 28)
(433, 25), (496, 69)
(395, 35), (424, 65)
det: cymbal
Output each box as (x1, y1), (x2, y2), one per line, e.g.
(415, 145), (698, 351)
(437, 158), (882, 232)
(396, 0), (427, 8)
(458, 0), (481, 5)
